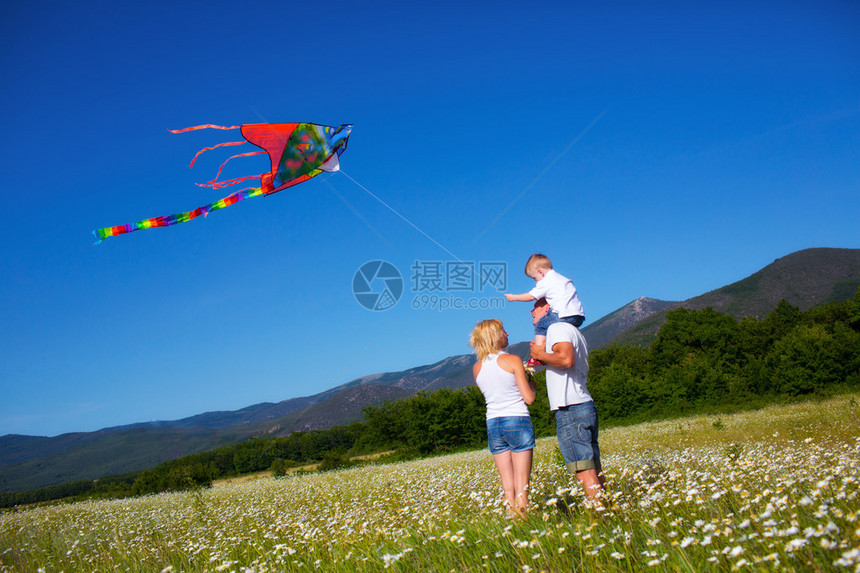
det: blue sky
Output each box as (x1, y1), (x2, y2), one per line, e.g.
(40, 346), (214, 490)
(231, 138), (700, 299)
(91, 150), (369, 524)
(1, 0), (858, 437)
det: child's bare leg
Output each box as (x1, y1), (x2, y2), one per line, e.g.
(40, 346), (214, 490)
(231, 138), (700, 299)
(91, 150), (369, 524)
(527, 335), (546, 367)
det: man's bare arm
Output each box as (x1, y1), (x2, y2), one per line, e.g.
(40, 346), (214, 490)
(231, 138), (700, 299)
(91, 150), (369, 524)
(530, 340), (574, 369)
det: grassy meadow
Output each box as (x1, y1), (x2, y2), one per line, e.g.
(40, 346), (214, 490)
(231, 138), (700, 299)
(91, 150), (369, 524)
(2, 394), (859, 572)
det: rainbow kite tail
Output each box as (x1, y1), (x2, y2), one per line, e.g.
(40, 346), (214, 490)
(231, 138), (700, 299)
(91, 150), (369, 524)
(93, 186), (265, 243)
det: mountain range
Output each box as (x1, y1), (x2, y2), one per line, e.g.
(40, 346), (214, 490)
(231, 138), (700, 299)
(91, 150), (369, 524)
(611, 247), (860, 346)
(2, 247), (858, 492)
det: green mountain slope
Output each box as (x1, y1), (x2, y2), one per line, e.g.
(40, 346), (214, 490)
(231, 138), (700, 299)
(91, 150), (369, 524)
(0, 426), (253, 493)
(612, 247), (860, 346)
(583, 297), (678, 349)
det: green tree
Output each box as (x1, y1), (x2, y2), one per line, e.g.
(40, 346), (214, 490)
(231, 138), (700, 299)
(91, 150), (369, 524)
(406, 388), (485, 453)
(527, 370), (555, 437)
(269, 458), (288, 477)
(318, 451), (350, 471)
(589, 361), (649, 420)
(767, 322), (860, 395)
(361, 399), (412, 449)
(651, 307), (740, 370)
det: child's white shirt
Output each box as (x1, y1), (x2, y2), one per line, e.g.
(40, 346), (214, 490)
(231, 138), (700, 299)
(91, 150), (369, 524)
(528, 269), (584, 318)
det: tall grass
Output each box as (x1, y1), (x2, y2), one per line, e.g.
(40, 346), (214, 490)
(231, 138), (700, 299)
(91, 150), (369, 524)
(2, 394), (859, 571)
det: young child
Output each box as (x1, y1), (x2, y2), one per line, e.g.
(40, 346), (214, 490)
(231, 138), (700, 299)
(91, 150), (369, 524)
(505, 254), (585, 365)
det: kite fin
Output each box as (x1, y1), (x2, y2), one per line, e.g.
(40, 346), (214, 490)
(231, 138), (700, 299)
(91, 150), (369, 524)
(170, 125), (246, 167)
(168, 124), (240, 133)
(198, 151), (267, 186)
(319, 153), (341, 172)
(196, 174), (263, 190)
(188, 140), (246, 168)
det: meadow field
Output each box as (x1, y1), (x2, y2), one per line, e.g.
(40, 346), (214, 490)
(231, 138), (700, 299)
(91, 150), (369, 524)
(2, 395), (859, 572)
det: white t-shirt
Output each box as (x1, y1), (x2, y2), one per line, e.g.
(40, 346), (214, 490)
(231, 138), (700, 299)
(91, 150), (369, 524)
(544, 322), (591, 411)
(529, 269), (584, 318)
(475, 353), (530, 419)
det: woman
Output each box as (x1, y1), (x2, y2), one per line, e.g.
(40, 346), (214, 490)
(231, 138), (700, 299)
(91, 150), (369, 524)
(470, 319), (537, 518)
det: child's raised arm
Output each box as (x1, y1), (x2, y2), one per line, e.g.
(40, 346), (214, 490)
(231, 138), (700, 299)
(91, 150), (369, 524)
(504, 293), (537, 302)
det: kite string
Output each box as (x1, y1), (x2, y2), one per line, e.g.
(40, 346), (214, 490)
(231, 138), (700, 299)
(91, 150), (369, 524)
(470, 109), (607, 245)
(339, 169), (465, 264)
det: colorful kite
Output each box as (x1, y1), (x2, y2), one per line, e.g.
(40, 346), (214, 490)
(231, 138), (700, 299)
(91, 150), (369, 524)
(93, 122), (352, 242)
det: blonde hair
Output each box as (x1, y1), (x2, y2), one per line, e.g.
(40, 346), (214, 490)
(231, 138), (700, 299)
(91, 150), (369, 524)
(469, 319), (507, 360)
(525, 253), (553, 276)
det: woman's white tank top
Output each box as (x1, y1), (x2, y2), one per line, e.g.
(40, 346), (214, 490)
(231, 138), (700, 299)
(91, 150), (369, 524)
(475, 353), (530, 420)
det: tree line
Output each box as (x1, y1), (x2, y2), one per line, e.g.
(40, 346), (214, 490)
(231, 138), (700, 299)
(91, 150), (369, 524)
(3, 290), (858, 507)
(590, 293), (859, 421)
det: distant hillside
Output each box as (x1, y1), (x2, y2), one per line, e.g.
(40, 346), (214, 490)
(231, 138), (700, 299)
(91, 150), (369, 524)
(113, 396), (319, 432)
(0, 356), (477, 492)
(256, 384), (415, 437)
(612, 247), (860, 346)
(0, 426), (252, 493)
(0, 433), (105, 467)
(582, 297), (678, 349)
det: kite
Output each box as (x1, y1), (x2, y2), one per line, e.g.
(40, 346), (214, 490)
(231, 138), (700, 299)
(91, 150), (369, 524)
(93, 122), (353, 242)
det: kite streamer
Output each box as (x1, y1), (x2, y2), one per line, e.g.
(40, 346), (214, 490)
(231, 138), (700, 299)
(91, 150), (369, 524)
(93, 122), (352, 243)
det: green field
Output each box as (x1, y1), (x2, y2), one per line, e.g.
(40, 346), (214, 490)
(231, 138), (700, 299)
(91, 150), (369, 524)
(2, 395), (859, 571)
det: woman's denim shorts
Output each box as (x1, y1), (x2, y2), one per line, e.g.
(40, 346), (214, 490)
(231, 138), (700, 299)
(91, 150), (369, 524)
(486, 416), (535, 454)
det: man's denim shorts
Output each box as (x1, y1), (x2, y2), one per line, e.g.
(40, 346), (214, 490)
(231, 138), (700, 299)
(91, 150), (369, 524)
(554, 401), (601, 472)
(487, 416), (535, 454)
(534, 311), (585, 336)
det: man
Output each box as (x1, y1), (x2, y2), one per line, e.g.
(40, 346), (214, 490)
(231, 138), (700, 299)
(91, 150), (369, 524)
(529, 297), (605, 498)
